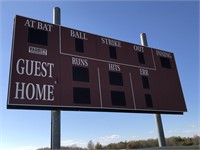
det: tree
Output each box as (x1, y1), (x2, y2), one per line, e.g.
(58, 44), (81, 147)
(192, 135), (200, 145)
(87, 140), (94, 150)
(167, 136), (183, 146)
(95, 142), (103, 149)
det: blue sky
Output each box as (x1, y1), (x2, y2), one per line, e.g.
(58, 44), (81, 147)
(0, 0), (199, 150)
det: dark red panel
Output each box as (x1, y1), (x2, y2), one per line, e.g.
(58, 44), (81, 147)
(7, 15), (187, 114)
(8, 15), (60, 108)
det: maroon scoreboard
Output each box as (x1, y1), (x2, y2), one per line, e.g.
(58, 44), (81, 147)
(7, 15), (187, 114)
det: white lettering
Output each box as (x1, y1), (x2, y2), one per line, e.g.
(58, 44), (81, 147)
(16, 59), (25, 75)
(70, 30), (75, 37)
(24, 19), (36, 28)
(140, 68), (149, 76)
(156, 50), (172, 58)
(47, 85), (54, 101)
(101, 38), (105, 44)
(35, 84), (46, 100)
(14, 82), (54, 101)
(37, 22), (53, 32)
(101, 37), (121, 47)
(26, 83), (35, 100)
(16, 59), (54, 78)
(134, 45), (144, 53)
(25, 60), (34, 76)
(48, 63), (54, 78)
(72, 57), (88, 67)
(109, 63), (121, 72)
(41, 62), (47, 77)
(14, 82), (25, 99)
(34, 61), (41, 77)
(70, 30), (87, 40)
(37, 22), (43, 30)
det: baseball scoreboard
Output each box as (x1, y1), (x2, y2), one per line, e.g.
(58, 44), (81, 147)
(7, 15), (187, 114)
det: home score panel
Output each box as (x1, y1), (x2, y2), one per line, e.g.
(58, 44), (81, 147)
(7, 15), (187, 114)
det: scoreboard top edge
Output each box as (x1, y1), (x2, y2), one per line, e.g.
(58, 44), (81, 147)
(14, 15), (173, 54)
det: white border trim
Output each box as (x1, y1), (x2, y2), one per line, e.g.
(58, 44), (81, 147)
(60, 52), (157, 71)
(97, 68), (103, 108)
(59, 26), (157, 71)
(129, 73), (136, 109)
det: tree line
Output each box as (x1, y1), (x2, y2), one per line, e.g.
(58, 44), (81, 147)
(37, 135), (199, 150)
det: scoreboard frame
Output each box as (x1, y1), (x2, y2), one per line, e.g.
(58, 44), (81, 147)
(7, 15), (187, 114)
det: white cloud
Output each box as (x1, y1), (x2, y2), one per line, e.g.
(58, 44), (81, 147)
(131, 135), (137, 139)
(166, 124), (200, 137)
(130, 136), (143, 141)
(148, 130), (155, 134)
(61, 139), (86, 147)
(97, 134), (121, 145)
(11, 145), (39, 150)
(186, 124), (198, 129)
(110, 134), (120, 139)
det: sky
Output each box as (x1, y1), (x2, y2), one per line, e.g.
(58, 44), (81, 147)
(0, 0), (199, 150)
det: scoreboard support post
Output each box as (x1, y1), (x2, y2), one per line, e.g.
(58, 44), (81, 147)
(155, 113), (166, 146)
(140, 33), (166, 147)
(51, 7), (61, 150)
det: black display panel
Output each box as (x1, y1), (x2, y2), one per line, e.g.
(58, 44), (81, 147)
(75, 38), (84, 52)
(145, 94), (153, 108)
(28, 28), (48, 46)
(138, 52), (145, 64)
(109, 72), (123, 86)
(73, 87), (91, 104)
(109, 46), (117, 59)
(142, 76), (150, 89)
(72, 66), (89, 82)
(111, 91), (126, 106)
(160, 57), (171, 69)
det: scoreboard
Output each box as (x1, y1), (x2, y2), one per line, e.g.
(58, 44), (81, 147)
(7, 15), (187, 114)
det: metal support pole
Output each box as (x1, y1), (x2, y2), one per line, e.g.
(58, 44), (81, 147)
(53, 7), (61, 25)
(140, 33), (166, 147)
(154, 113), (166, 146)
(51, 7), (61, 150)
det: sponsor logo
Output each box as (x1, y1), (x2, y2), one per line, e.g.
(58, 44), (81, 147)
(29, 46), (47, 55)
